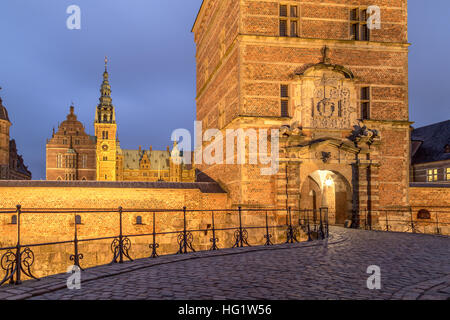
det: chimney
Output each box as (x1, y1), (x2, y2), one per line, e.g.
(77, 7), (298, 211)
(150, 146), (153, 152)
(139, 145), (142, 153)
(167, 146), (170, 152)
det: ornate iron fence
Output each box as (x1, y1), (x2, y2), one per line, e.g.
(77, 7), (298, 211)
(352, 208), (450, 235)
(0, 206), (329, 286)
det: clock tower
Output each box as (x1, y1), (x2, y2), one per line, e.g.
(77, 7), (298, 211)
(95, 57), (117, 181)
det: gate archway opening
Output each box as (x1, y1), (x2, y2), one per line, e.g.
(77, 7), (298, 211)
(300, 170), (352, 225)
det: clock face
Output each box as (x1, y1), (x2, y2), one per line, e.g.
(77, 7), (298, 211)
(102, 144), (109, 151)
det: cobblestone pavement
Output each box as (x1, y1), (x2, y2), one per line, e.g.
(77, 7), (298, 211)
(1, 227), (449, 300)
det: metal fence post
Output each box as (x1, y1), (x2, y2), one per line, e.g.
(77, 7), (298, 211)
(238, 207), (243, 247)
(111, 206), (133, 263)
(409, 207), (415, 233)
(435, 211), (440, 235)
(264, 210), (273, 246)
(70, 213), (83, 269)
(210, 211), (219, 250)
(385, 211), (389, 232)
(150, 211), (159, 258)
(306, 210), (312, 241)
(15, 205), (22, 284)
(286, 207), (298, 243)
(118, 207), (124, 263)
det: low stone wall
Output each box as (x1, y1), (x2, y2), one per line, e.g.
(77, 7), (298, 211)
(0, 181), (308, 281)
(409, 185), (450, 207)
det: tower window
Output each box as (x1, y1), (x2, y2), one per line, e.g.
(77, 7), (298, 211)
(103, 156), (108, 161)
(281, 84), (289, 117)
(360, 87), (370, 120)
(350, 8), (370, 41)
(102, 131), (109, 139)
(279, 4), (298, 37)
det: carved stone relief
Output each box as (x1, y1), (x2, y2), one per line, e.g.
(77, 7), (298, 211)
(292, 69), (358, 130)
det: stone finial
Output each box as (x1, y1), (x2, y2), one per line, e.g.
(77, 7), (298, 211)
(322, 46), (331, 64)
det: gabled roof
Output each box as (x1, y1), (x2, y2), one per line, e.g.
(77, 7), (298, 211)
(122, 149), (171, 170)
(411, 120), (450, 164)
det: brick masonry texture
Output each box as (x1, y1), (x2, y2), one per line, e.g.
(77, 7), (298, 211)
(192, 0), (415, 222)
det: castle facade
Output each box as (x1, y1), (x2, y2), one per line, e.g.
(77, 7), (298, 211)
(46, 59), (195, 182)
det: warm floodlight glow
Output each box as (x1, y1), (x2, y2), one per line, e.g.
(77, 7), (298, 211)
(325, 178), (333, 187)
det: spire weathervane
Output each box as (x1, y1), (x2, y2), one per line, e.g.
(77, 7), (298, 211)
(105, 56), (108, 72)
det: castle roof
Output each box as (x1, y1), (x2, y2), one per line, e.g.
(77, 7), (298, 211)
(411, 120), (450, 164)
(122, 149), (171, 170)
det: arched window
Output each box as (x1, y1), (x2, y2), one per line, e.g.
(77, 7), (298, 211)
(11, 215), (17, 225)
(75, 215), (82, 225)
(417, 209), (431, 220)
(136, 216), (143, 225)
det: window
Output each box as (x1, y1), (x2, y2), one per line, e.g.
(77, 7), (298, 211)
(281, 84), (289, 117)
(280, 4), (298, 37)
(75, 139), (80, 145)
(417, 209), (431, 220)
(102, 131), (108, 139)
(75, 215), (82, 225)
(136, 216), (143, 225)
(82, 154), (87, 169)
(427, 169), (438, 182)
(57, 154), (63, 168)
(350, 8), (370, 41)
(360, 87), (370, 120)
(103, 156), (108, 161)
(11, 215), (17, 225)
(446, 168), (450, 181)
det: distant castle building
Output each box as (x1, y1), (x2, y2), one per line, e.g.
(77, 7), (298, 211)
(46, 106), (97, 181)
(46, 58), (195, 182)
(411, 120), (450, 184)
(0, 93), (32, 180)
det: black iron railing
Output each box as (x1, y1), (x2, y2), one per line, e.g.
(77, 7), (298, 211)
(352, 208), (450, 235)
(0, 206), (329, 286)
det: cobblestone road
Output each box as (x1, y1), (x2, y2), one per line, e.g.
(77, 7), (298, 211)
(1, 227), (449, 300)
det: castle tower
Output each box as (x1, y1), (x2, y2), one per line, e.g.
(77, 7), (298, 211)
(95, 57), (118, 181)
(193, 1), (410, 221)
(0, 92), (11, 179)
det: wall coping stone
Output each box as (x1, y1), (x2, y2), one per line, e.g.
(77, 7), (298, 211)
(410, 183), (450, 188)
(0, 180), (227, 194)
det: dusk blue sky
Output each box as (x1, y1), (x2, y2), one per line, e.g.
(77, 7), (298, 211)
(0, 1), (449, 180)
